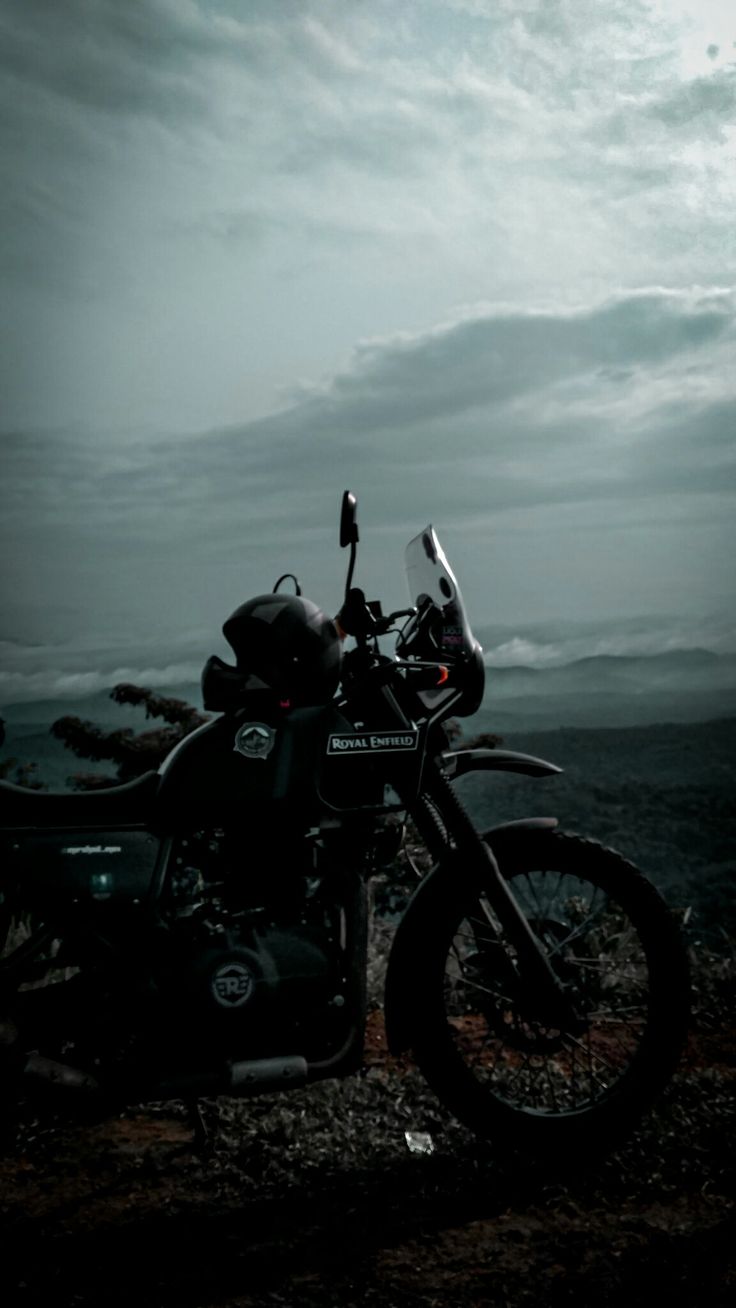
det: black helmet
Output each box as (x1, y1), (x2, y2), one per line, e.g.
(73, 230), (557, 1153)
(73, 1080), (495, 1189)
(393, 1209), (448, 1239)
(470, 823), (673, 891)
(222, 593), (342, 707)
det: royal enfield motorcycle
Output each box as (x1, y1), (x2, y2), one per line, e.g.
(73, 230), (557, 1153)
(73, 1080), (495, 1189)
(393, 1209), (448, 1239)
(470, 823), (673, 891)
(0, 493), (689, 1156)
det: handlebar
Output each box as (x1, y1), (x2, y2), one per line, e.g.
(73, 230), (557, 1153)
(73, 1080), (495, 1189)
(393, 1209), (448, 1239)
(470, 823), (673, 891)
(378, 607), (418, 633)
(340, 647), (449, 694)
(336, 587), (416, 639)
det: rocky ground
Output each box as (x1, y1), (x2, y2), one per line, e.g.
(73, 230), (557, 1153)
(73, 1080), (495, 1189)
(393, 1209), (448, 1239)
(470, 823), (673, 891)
(0, 940), (733, 1308)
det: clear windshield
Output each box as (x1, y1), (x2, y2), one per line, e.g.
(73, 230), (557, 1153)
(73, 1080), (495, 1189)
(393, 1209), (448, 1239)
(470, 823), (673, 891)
(403, 526), (476, 662)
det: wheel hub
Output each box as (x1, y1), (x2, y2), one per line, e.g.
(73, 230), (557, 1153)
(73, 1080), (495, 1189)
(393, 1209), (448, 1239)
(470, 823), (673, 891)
(461, 917), (587, 1053)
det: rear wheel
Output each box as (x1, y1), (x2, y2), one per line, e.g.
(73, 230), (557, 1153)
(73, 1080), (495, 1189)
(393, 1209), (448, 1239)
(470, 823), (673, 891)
(412, 829), (690, 1155)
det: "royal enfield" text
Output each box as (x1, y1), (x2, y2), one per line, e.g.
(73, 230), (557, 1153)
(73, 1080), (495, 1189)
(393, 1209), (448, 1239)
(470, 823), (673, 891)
(327, 732), (418, 754)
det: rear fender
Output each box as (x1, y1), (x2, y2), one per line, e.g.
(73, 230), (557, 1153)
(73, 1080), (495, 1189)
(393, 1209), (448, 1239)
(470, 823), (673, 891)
(383, 817), (558, 1056)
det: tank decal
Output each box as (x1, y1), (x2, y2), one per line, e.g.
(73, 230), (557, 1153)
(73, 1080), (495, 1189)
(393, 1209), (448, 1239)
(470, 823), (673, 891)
(327, 730), (419, 755)
(233, 722), (276, 760)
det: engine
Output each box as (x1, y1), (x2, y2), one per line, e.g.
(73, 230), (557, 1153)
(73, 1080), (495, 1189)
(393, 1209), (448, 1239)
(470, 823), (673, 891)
(149, 826), (363, 1066)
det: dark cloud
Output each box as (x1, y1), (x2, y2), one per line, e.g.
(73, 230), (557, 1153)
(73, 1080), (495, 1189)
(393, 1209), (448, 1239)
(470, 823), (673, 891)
(2, 289), (734, 657)
(200, 291), (732, 486)
(0, 0), (221, 121)
(3, 290), (733, 547)
(0, 1), (377, 128)
(643, 65), (736, 137)
(0, 1), (220, 305)
(318, 293), (732, 431)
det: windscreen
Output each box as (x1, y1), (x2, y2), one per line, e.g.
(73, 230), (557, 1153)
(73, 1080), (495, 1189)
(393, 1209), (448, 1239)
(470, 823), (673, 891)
(403, 526), (476, 662)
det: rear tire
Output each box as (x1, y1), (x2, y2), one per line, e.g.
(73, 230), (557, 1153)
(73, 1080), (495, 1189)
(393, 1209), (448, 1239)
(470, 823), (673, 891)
(412, 829), (690, 1156)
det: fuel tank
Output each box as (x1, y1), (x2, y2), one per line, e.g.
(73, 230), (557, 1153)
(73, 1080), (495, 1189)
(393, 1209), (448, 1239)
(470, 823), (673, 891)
(156, 694), (427, 829)
(156, 700), (331, 830)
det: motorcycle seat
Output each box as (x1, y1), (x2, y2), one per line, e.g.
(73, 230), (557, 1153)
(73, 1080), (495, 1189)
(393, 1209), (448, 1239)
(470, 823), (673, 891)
(0, 770), (160, 829)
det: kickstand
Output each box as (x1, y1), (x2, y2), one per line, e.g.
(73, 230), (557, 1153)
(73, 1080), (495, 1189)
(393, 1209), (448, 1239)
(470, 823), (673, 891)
(188, 1098), (213, 1153)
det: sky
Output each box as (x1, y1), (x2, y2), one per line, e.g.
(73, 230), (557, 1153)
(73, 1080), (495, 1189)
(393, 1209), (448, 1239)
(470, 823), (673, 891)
(1, 0), (735, 698)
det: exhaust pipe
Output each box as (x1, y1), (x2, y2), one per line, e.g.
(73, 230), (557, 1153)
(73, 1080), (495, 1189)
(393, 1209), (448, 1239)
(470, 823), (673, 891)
(156, 1054), (309, 1101)
(16, 1049), (308, 1105)
(24, 1053), (99, 1093)
(228, 1054), (307, 1094)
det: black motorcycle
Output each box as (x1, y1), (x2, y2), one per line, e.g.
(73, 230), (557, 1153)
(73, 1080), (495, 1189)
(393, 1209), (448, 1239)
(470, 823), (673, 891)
(0, 492), (689, 1156)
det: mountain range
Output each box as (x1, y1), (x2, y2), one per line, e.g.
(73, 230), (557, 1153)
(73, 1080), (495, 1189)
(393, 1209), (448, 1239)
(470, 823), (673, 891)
(2, 645), (735, 787)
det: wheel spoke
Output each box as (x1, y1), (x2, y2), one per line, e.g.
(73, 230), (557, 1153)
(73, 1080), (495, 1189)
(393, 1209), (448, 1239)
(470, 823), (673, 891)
(561, 1030), (623, 1076)
(543, 1059), (561, 1113)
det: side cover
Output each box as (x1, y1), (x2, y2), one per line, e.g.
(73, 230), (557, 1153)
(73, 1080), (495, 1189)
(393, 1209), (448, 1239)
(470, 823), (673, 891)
(3, 829), (163, 907)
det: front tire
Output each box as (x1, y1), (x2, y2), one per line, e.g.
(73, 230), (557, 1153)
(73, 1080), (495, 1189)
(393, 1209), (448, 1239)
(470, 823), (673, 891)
(411, 829), (690, 1156)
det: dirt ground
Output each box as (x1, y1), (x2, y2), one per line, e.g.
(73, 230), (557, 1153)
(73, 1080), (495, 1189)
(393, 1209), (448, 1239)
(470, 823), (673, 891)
(1, 973), (734, 1308)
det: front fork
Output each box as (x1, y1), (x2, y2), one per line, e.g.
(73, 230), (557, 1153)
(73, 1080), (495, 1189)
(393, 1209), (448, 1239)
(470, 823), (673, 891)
(413, 761), (584, 1033)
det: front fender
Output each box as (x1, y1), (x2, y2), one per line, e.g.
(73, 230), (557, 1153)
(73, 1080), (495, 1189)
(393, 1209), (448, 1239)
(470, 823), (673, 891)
(383, 818), (559, 1056)
(441, 747), (562, 779)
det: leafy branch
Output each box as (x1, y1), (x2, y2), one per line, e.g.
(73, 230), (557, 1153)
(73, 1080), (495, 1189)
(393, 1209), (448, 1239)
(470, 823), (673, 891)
(51, 684), (209, 789)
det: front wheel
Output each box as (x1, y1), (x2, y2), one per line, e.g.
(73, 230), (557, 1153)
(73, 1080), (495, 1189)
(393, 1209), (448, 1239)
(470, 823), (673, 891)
(411, 829), (690, 1156)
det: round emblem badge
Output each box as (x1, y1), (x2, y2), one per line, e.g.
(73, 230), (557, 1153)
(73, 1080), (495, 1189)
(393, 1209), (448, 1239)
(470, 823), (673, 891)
(211, 962), (254, 1008)
(233, 722), (275, 760)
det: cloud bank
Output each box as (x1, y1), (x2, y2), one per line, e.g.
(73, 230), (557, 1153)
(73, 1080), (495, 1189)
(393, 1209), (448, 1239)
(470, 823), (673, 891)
(2, 287), (734, 649)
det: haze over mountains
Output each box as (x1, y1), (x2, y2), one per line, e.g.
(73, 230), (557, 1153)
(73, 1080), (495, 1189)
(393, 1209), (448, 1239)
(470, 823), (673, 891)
(3, 645), (735, 729)
(2, 629), (735, 790)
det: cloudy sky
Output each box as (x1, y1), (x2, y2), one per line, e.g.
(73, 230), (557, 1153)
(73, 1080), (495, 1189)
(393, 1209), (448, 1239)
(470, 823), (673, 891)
(1, 0), (735, 695)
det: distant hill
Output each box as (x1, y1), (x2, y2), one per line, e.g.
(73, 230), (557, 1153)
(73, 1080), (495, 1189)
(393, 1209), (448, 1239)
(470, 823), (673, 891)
(473, 688), (736, 732)
(476, 648), (736, 729)
(487, 647), (736, 694)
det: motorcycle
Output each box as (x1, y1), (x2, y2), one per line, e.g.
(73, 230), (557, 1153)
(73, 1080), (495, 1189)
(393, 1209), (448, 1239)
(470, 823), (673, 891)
(0, 492), (689, 1156)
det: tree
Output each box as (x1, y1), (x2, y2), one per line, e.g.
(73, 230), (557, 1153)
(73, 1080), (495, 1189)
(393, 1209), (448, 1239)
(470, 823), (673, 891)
(51, 684), (209, 789)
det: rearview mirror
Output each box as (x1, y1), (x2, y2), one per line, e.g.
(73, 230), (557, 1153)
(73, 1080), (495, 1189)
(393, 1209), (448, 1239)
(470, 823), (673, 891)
(340, 490), (359, 548)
